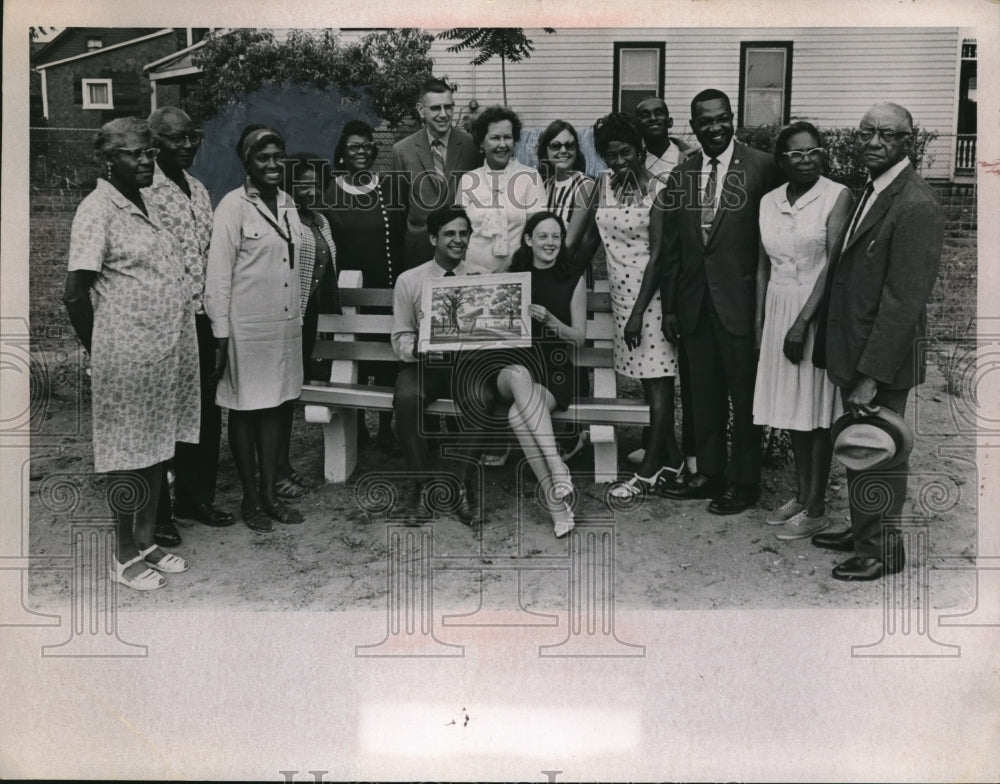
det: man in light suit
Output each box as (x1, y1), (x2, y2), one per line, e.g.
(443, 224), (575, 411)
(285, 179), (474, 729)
(392, 77), (480, 271)
(811, 102), (944, 581)
(658, 89), (782, 514)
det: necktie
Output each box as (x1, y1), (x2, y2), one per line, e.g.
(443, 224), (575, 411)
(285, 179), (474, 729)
(431, 139), (446, 177)
(701, 157), (719, 244)
(443, 269), (454, 277)
(846, 181), (875, 242)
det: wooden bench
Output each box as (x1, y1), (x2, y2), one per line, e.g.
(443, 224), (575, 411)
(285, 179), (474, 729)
(301, 270), (650, 483)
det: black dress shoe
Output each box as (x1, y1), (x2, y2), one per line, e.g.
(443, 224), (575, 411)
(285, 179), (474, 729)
(832, 551), (905, 581)
(175, 502), (236, 528)
(153, 519), (182, 547)
(659, 472), (725, 500)
(707, 484), (760, 515)
(811, 528), (854, 553)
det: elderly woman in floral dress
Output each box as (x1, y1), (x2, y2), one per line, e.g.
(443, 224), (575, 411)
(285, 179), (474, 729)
(63, 117), (197, 590)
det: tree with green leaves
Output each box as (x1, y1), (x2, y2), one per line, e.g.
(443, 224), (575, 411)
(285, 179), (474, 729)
(187, 28), (435, 126)
(438, 28), (555, 107)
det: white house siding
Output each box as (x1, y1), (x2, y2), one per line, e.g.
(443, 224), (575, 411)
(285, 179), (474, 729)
(429, 27), (959, 178)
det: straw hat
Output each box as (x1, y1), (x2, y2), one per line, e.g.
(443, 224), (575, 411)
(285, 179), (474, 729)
(831, 407), (914, 471)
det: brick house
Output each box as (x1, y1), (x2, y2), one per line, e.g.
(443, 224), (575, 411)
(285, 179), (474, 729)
(32, 28), (210, 128)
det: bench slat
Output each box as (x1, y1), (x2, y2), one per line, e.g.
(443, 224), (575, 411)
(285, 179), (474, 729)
(317, 314), (395, 333)
(337, 287), (613, 312)
(301, 383), (648, 425)
(312, 342), (616, 368)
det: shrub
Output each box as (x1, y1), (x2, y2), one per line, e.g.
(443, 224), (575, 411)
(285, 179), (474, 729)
(736, 123), (939, 193)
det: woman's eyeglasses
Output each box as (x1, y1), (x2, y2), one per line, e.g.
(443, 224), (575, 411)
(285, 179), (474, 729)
(346, 142), (375, 154)
(548, 141), (577, 152)
(113, 147), (159, 160)
(781, 148), (824, 163)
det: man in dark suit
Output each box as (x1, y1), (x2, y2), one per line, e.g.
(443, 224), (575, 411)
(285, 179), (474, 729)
(658, 89), (782, 514)
(811, 102), (944, 581)
(392, 77), (480, 271)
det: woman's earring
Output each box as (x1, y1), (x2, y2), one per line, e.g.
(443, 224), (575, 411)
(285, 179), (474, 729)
(105, 162), (113, 179)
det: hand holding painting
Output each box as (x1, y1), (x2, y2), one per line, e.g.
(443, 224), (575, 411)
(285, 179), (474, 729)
(529, 304), (552, 324)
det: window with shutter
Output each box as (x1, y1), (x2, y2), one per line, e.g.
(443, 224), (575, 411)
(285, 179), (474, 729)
(739, 42), (792, 127)
(613, 42), (665, 115)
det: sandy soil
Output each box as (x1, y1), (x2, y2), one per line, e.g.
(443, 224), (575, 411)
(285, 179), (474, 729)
(27, 357), (978, 615)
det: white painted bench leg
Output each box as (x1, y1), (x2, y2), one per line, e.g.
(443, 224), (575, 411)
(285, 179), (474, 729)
(320, 406), (358, 484)
(590, 424), (618, 484)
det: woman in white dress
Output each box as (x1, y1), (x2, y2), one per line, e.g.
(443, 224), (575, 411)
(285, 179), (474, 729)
(457, 106), (547, 274)
(591, 113), (684, 499)
(753, 121), (854, 540)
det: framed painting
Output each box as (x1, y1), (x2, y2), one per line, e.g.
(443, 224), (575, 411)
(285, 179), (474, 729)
(418, 271), (532, 353)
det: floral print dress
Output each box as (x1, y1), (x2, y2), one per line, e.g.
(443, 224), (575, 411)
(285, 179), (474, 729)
(67, 179), (200, 473)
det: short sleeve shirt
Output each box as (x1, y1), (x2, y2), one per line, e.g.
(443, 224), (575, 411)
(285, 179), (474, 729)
(145, 164), (213, 314)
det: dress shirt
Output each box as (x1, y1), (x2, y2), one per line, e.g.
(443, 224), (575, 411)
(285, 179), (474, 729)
(853, 156), (913, 231)
(645, 143), (682, 180)
(391, 258), (452, 361)
(700, 138), (736, 210)
(426, 127), (453, 156)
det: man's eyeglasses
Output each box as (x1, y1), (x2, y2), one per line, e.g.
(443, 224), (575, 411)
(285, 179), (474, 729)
(856, 129), (911, 144)
(423, 103), (455, 114)
(548, 141), (577, 151)
(346, 142), (375, 154)
(782, 148), (825, 163)
(113, 147), (159, 160)
(160, 131), (203, 146)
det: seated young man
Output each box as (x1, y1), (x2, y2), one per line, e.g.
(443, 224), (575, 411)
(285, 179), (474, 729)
(390, 205), (495, 525)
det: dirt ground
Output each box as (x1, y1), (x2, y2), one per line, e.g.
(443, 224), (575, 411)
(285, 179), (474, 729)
(25, 350), (979, 617)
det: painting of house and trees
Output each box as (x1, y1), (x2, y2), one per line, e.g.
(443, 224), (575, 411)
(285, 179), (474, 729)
(419, 272), (532, 352)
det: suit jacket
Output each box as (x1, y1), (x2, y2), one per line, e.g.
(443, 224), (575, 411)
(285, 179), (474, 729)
(659, 142), (782, 337)
(814, 165), (944, 390)
(391, 127), (480, 269)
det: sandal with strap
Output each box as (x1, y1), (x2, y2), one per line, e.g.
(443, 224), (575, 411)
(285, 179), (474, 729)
(288, 470), (319, 491)
(110, 554), (166, 591)
(551, 457), (574, 501)
(275, 477), (307, 500)
(560, 430), (590, 461)
(244, 506), (274, 533)
(553, 501), (575, 538)
(609, 466), (671, 500)
(262, 501), (305, 525)
(140, 544), (189, 574)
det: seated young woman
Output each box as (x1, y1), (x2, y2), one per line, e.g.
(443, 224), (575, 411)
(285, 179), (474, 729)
(496, 211), (586, 537)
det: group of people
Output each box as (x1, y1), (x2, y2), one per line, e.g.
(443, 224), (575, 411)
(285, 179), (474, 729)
(63, 74), (943, 591)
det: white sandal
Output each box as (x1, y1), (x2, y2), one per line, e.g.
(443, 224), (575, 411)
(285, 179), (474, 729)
(553, 501), (575, 538)
(609, 466), (671, 499)
(140, 544), (189, 574)
(110, 554), (165, 591)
